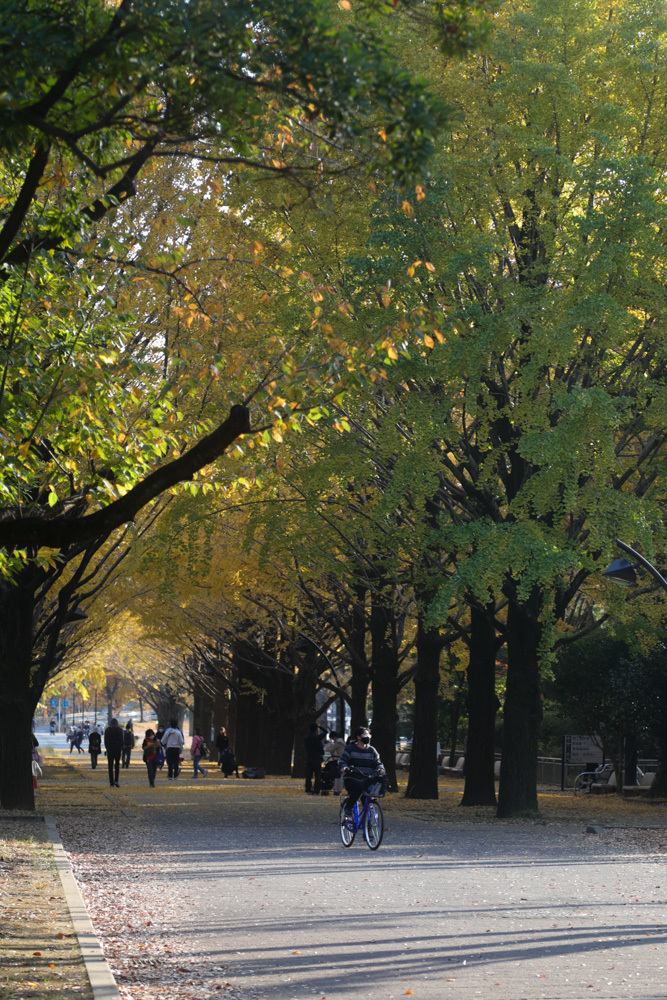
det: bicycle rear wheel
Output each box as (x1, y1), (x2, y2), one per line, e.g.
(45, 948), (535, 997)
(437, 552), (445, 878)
(363, 798), (384, 850)
(340, 807), (356, 847)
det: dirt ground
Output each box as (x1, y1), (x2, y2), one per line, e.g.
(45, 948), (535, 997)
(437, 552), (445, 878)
(0, 814), (93, 1000)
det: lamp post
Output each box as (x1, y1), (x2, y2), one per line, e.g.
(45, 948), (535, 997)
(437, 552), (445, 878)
(603, 538), (667, 595)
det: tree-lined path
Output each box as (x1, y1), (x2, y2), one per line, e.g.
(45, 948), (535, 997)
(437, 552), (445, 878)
(42, 757), (667, 1000)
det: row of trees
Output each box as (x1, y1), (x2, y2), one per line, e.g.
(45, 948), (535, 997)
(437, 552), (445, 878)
(0, 0), (494, 809)
(3, 0), (666, 813)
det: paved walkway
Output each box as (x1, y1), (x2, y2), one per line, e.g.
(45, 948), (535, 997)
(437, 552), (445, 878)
(45, 756), (667, 1000)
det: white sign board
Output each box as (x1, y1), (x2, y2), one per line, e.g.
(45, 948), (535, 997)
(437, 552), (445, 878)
(564, 735), (603, 765)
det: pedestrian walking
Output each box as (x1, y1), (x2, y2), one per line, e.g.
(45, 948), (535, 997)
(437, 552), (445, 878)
(215, 726), (229, 768)
(69, 726), (84, 753)
(121, 722), (135, 768)
(161, 719), (184, 780)
(304, 722), (327, 795)
(88, 728), (102, 769)
(104, 718), (124, 787)
(142, 729), (160, 787)
(191, 727), (207, 778)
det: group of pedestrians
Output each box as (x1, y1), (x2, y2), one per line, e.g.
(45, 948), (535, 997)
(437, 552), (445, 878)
(67, 721), (104, 753)
(99, 719), (238, 788)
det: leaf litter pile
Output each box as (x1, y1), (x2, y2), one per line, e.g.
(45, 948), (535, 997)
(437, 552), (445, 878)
(0, 818), (93, 1000)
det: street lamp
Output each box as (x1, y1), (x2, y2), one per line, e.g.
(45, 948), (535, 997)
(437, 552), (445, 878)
(602, 558), (638, 587)
(603, 538), (667, 595)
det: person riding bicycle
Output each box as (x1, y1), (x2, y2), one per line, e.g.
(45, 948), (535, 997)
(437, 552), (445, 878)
(339, 726), (385, 819)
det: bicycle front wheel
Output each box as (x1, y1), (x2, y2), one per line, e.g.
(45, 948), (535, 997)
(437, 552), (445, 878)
(340, 807), (356, 847)
(363, 799), (384, 850)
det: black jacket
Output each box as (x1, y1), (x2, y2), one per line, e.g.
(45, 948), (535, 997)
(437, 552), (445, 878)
(304, 731), (325, 760)
(104, 725), (124, 753)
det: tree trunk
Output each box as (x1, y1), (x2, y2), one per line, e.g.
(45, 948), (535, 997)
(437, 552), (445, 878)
(336, 694), (346, 736)
(370, 591), (399, 792)
(461, 602), (500, 807)
(649, 729), (667, 798)
(156, 693), (185, 731)
(497, 590), (543, 818)
(405, 613), (441, 799)
(624, 733), (638, 789)
(193, 676), (214, 740)
(291, 651), (319, 779)
(448, 689), (461, 766)
(349, 585), (370, 732)
(0, 578), (38, 810)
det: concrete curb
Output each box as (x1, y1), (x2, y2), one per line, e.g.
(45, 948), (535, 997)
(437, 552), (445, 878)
(44, 816), (121, 1000)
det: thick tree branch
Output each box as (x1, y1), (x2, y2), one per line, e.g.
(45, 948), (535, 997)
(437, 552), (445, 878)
(0, 143), (51, 263)
(0, 404), (250, 550)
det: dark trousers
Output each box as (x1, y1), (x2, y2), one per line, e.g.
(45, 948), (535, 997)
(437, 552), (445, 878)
(343, 775), (370, 808)
(166, 746), (181, 778)
(90, 751), (99, 770)
(305, 758), (322, 794)
(121, 748), (131, 768)
(107, 750), (121, 786)
(145, 759), (157, 786)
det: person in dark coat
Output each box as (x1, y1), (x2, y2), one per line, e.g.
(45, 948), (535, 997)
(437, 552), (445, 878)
(304, 723), (327, 795)
(88, 728), (102, 769)
(220, 747), (239, 777)
(121, 722), (135, 768)
(104, 718), (124, 787)
(215, 726), (229, 768)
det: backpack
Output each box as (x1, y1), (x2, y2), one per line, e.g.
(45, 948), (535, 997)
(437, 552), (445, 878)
(242, 767), (265, 779)
(198, 740), (209, 759)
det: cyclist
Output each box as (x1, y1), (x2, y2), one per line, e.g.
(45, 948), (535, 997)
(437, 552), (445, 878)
(339, 726), (386, 819)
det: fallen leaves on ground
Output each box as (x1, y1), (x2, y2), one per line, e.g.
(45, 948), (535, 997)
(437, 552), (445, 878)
(0, 817), (93, 1000)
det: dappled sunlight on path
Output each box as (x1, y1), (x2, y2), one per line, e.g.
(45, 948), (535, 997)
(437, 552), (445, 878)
(40, 753), (667, 1000)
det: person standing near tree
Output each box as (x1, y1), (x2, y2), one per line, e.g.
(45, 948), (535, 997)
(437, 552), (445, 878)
(121, 721), (135, 768)
(215, 726), (229, 769)
(88, 727), (101, 769)
(104, 718), (124, 787)
(304, 723), (327, 795)
(161, 718), (184, 780)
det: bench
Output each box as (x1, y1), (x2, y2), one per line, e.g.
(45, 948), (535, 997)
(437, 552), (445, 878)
(590, 770), (616, 794)
(442, 755), (465, 778)
(623, 772), (656, 796)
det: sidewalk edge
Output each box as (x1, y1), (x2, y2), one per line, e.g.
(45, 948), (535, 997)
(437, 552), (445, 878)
(44, 815), (121, 1000)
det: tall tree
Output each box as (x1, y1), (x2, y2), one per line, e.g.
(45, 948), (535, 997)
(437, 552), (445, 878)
(333, 0), (667, 815)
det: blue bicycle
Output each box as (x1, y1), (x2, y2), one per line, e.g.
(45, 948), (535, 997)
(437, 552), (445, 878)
(339, 769), (385, 850)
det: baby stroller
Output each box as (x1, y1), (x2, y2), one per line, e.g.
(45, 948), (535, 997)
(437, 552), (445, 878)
(320, 757), (339, 793)
(220, 748), (239, 777)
